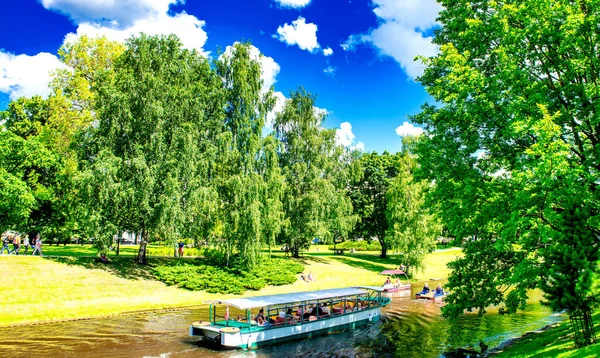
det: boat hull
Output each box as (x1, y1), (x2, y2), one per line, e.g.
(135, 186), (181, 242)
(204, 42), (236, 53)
(190, 306), (382, 349)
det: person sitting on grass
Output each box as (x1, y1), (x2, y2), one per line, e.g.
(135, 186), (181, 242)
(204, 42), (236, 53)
(307, 272), (315, 282)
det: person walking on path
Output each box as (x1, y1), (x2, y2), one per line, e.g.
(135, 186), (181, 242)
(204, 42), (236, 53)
(0, 234), (11, 255)
(22, 235), (30, 255)
(178, 240), (185, 257)
(31, 234), (43, 256)
(10, 235), (21, 255)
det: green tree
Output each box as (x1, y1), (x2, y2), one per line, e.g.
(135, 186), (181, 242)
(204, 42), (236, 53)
(0, 96), (78, 243)
(348, 151), (400, 258)
(211, 43), (284, 267)
(386, 137), (441, 271)
(413, 0), (600, 344)
(83, 34), (223, 264)
(275, 89), (353, 257)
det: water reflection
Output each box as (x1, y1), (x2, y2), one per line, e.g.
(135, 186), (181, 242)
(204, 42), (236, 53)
(0, 288), (563, 358)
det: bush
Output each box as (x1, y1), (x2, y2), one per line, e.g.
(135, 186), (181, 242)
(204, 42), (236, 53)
(151, 257), (304, 295)
(327, 240), (380, 251)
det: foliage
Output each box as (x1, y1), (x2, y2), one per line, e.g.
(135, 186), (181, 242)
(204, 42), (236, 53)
(327, 240), (380, 251)
(413, 0), (600, 324)
(151, 257), (303, 294)
(80, 34), (223, 264)
(0, 96), (79, 242)
(348, 151), (400, 257)
(385, 137), (441, 271)
(211, 42), (285, 267)
(275, 89), (355, 257)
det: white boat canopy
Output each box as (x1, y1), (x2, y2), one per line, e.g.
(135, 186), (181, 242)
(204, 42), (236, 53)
(205, 287), (379, 310)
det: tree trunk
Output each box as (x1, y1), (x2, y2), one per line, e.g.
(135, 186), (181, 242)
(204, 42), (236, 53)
(569, 309), (597, 347)
(116, 232), (120, 256)
(292, 243), (300, 258)
(137, 228), (148, 265)
(380, 239), (388, 258)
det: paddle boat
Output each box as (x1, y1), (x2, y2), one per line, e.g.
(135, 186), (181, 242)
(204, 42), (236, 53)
(380, 269), (411, 294)
(189, 286), (390, 349)
(415, 283), (447, 301)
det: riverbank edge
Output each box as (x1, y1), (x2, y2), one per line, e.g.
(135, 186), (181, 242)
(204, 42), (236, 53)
(484, 322), (561, 356)
(1, 303), (205, 328)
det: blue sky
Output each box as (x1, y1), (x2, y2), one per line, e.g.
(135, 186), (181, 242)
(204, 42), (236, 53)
(0, 0), (441, 153)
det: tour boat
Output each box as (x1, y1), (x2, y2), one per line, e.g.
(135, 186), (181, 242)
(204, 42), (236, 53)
(380, 269), (411, 294)
(189, 286), (390, 349)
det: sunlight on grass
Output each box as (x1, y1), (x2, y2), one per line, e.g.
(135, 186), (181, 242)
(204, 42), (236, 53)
(0, 248), (461, 326)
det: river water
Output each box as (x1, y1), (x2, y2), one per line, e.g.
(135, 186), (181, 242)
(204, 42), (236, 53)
(0, 286), (563, 358)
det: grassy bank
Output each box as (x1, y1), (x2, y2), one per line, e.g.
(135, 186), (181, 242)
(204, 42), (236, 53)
(493, 311), (600, 357)
(0, 247), (461, 326)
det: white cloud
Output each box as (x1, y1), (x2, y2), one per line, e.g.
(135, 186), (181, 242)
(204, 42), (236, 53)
(323, 66), (336, 76)
(64, 12), (209, 55)
(274, 17), (320, 53)
(40, 0), (181, 28)
(351, 141), (365, 152)
(0, 51), (67, 100)
(395, 121), (423, 137)
(323, 47), (333, 56)
(336, 122), (356, 147)
(343, 0), (441, 80)
(273, 0), (312, 8)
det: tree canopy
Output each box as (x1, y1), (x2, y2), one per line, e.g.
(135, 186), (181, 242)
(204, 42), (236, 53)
(413, 0), (600, 322)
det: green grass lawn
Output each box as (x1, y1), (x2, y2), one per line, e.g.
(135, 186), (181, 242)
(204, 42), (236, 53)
(0, 247), (461, 326)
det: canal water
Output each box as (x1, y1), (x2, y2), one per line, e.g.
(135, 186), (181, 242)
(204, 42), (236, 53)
(0, 286), (563, 358)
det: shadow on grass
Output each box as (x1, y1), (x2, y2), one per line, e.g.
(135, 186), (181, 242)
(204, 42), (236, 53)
(45, 256), (199, 281)
(327, 255), (392, 274)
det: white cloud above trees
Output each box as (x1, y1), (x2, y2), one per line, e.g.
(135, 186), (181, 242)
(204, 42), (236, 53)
(335, 121), (364, 151)
(274, 17), (320, 53)
(40, 0), (181, 28)
(395, 121), (423, 137)
(0, 51), (67, 100)
(273, 0), (312, 9)
(342, 0), (441, 80)
(0, 0), (210, 101)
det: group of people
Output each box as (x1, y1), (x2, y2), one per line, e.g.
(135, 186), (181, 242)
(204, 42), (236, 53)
(252, 301), (361, 327)
(299, 272), (316, 282)
(419, 282), (445, 296)
(1, 233), (43, 256)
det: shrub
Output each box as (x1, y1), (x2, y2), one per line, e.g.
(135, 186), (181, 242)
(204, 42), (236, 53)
(327, 240), (380, 251)
(151, 257), (304, 295)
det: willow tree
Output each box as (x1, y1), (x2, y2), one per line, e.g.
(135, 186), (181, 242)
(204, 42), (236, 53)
(84, 34), (223, 264)
(413, 0), (600, 345)
(211, 43), (284, 267)
(386, 138), (441, 271)
(275, 89), (354, 257)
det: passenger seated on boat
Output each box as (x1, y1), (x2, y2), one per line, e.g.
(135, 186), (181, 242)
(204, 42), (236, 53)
(286, 308), (296, 323)
(384, 277), (392, 286)
(420, 282), (430, 294)
(434, 284), (445, 296)
(320, 303), (330, 316)
(256, 308), (267, 326)
(310, 304), (324, 317)
(302, 306), (313, 320)
(236, 315), (245, 322)
(395, 279), (401, 287)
